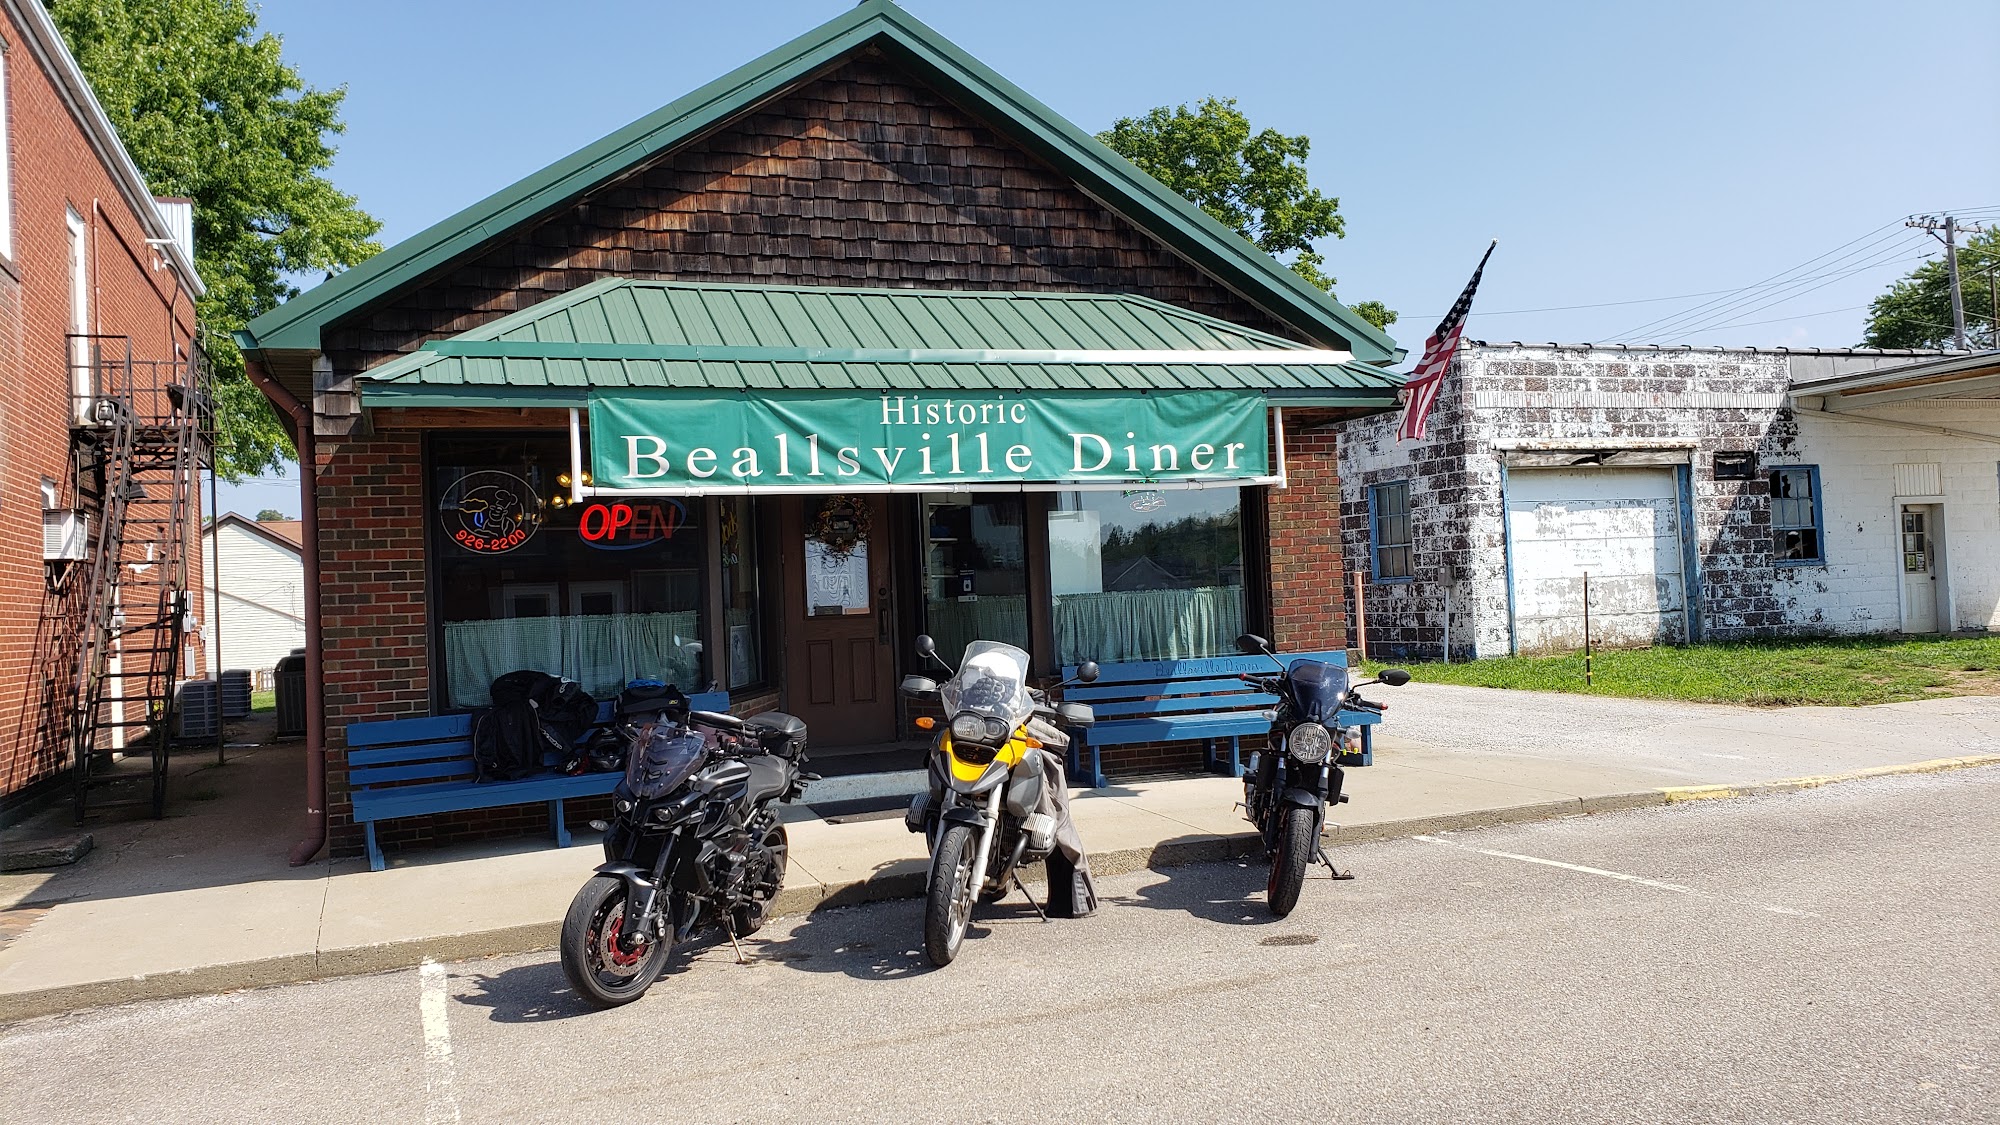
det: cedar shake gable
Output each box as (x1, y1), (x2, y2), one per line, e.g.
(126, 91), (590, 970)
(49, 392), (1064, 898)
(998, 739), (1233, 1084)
(324, 58), (1302, 376)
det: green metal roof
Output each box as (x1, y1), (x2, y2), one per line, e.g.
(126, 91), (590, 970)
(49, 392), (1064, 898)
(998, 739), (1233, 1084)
(356, 280), (1404, 408)
(240, 0), (1400, 365)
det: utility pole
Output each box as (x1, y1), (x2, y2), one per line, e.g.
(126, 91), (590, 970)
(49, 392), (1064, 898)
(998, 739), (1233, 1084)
(1906, 214), (1992, 351)
(1988, 262), (1998, 350)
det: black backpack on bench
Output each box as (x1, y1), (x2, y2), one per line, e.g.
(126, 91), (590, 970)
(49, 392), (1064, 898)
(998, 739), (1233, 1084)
(471, 671), (596, 782)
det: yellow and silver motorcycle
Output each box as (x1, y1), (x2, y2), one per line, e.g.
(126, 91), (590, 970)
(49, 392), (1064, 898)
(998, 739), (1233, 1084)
(901, 636), (1099, 967)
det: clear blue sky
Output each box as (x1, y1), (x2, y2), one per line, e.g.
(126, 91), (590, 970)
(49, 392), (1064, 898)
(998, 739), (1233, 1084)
(219, 0), (1999, 517)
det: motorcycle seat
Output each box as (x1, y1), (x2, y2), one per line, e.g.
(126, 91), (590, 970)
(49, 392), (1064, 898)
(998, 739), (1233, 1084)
(746, 712), (807, 740)
(744, 754), (792, 805)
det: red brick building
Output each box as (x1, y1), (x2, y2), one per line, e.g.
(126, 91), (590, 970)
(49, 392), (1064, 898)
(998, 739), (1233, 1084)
(0, 0), (207, 818)
(237, 1), (1401, 861)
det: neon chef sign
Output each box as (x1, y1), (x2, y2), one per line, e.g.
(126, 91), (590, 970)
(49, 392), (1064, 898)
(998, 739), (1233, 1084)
(441, 471), (543, 554)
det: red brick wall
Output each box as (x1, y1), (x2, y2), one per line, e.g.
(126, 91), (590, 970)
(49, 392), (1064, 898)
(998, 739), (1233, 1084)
(314, 430), (428, 855)
(0, 8), (202, 802)
(1266, 417), (1350, 654)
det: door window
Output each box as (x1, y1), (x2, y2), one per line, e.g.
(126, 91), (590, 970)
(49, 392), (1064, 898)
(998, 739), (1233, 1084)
(1902, 510), (1930, 573)
(803, 497), (872, 617)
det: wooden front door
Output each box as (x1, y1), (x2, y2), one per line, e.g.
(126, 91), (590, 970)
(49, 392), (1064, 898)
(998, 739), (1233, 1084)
(779, 496), (897, 746)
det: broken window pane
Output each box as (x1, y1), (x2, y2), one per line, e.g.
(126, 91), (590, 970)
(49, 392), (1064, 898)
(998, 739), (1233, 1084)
(1768, 467), (1822, 564)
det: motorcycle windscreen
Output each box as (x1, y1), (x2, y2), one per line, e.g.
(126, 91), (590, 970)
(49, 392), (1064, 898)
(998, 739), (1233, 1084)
(940, 641), (1035, 731)
(1285, 659), (1351, 724)
(617, 725), (707, 801)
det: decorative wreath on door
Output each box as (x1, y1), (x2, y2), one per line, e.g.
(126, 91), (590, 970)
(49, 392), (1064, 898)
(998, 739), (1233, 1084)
(807, 497), (872, 561)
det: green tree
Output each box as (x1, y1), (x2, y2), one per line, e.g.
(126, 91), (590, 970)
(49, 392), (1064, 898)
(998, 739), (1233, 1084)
(51, 0), (382, 479)
(255, 508), (288, 522)
(1862, 229), (1999, 349)
(1098, 97), (1395, 330)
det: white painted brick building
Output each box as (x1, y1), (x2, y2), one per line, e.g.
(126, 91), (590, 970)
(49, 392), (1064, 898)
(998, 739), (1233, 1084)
(1336, 345), (1999, 659)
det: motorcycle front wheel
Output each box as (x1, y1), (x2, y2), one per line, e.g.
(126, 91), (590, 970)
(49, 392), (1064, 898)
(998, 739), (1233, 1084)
(560, 875), (671, 1008)
(924, 823), (979, 967)
(1266, 806), (1316, 918)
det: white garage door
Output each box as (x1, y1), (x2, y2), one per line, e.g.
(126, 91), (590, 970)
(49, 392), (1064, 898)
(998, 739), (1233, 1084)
(1507, 467), (1687, 653)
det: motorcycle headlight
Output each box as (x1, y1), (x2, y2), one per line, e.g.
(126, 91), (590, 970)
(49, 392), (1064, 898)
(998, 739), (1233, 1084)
(950, 713), (986, 743)
(1288, 722), (1332, 765)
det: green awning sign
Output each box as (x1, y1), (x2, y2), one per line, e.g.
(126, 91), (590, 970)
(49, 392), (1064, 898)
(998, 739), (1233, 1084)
(587, 389), (1270, 492)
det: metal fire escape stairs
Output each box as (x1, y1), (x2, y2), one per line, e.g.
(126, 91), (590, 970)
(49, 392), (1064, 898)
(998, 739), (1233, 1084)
(58, 335), (215, 821)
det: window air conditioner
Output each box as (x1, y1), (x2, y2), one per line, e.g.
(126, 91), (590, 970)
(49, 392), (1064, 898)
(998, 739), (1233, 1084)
(43, 509), (90, 561)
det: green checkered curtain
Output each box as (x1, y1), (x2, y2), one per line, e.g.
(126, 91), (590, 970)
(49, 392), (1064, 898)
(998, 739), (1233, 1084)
(443, 612), (702, 707)
(922, 595), (1030, 666)
(1054, 586), (1244, 665)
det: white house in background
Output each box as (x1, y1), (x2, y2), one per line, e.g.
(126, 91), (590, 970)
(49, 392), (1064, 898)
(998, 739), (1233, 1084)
(1336, 345), (2000, 659)
(202, 513), (306, 684)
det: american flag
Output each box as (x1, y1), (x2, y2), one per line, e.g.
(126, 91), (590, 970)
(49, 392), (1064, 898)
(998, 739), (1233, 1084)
(1398, 241), (1496, 442)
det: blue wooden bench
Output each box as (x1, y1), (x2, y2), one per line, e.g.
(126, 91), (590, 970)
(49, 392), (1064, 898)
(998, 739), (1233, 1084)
(1060, 652), (1382, 789)
(345, 691), (726, 872)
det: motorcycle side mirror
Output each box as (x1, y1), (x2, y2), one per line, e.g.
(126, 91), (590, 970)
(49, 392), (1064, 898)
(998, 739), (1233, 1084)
(1236, 633), (1271, 655)
(915, 634), (937, 659)
(1056, 701), (1096, 727)
(900, 675), (940, 700)
(1380, 668), (1411, 687)
(1077, 661), (1101, 684)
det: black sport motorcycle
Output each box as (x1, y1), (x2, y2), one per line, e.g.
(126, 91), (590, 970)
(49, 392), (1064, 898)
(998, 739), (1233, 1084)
(559, 698), (812, 1008)
(1234, 633), (1408, 917)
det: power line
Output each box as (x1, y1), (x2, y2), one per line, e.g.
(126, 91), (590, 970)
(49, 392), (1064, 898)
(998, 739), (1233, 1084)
(1643, 249), (1933, 339)
(1650, 243), (1933, 343)
(1610, 219), (1914, 339)
(1638, 237), (1930, 343)
(1655, 304), (1870, 335)
(1629, 227), (1929, 340)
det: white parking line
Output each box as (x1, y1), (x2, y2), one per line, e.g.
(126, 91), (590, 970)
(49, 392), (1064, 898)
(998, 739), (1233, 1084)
(418, 960), (461, 1125)
(1413, 835), (1819, 918)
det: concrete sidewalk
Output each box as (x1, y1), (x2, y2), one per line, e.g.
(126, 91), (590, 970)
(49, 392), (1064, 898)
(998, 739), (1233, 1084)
(3, 684), (1997, 1021)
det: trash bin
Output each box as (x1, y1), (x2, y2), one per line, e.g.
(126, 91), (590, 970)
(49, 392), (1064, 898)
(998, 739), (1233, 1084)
(274, 650), (307, 737)
(219, 669), (253, 719)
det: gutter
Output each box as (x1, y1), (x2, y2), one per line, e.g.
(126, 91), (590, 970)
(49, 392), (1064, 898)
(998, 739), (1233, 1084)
(243, 358), (328, 866)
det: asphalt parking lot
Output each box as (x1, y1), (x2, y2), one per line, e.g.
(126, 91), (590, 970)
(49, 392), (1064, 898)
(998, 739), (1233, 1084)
(7, 769), (1996, 1124)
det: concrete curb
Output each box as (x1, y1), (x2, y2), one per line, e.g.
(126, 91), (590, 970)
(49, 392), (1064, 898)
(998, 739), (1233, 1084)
(5, 753), (1995, 1023)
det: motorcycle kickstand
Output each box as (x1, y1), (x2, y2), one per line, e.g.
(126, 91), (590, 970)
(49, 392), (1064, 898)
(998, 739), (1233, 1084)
(723, 920), (751, 965)
(1315, 847), (1355, 881)
(1014, 873), (1049, 923)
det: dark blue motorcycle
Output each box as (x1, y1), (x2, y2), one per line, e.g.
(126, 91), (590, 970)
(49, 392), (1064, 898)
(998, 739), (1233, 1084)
(1235, 634), (1408, 917)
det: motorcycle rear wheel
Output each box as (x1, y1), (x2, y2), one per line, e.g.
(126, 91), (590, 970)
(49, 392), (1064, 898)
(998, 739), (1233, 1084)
(1266, 806), (1316, 918)
(924, 824), (979, 967)
(561, 875), (671, 1008)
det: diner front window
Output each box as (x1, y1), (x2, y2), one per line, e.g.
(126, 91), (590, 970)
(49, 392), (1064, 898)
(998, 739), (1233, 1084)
(1049, 488), (1246, 665)
(430, 433), (709, 709)
(921, 493), (1029, 661)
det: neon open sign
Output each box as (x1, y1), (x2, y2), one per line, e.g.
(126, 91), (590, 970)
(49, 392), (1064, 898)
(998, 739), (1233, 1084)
(577, 500), (686, 551)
